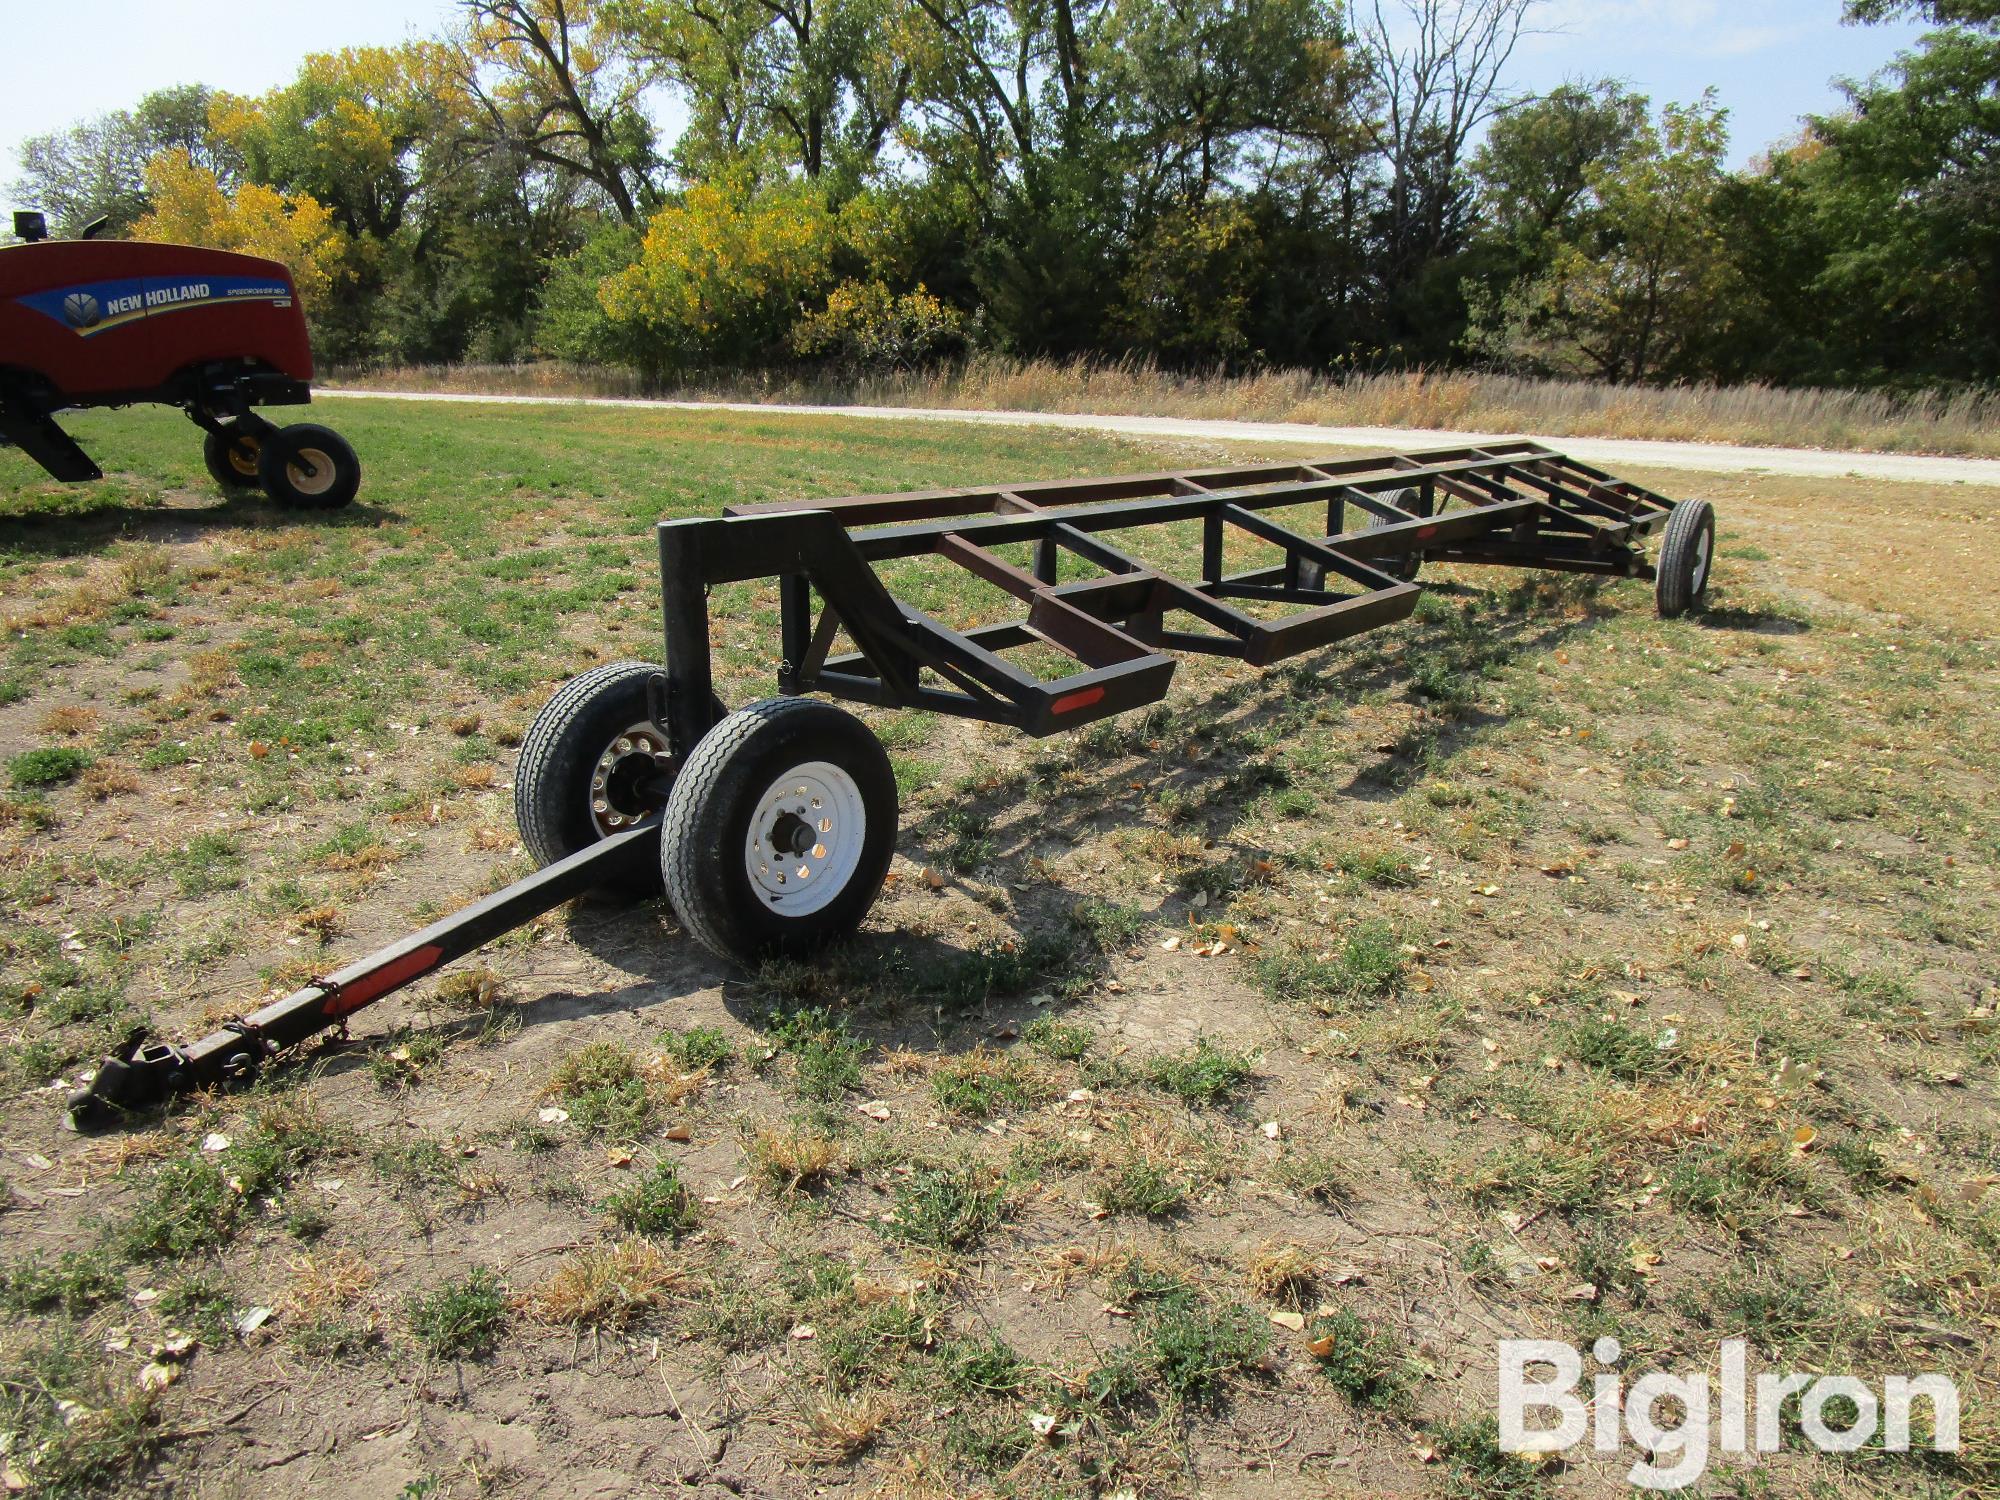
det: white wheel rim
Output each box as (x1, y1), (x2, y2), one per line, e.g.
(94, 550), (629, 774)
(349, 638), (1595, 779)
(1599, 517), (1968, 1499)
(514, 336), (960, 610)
(744, 761), (866, 917)
(588, 721), (673, 836)
(1691, 527), (1712, 594)
(288, 447), (338, 496)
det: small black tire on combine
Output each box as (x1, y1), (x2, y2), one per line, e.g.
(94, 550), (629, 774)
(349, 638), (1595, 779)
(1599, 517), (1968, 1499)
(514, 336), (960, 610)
(202, 428), (262, 491)
(661, 697), (897, 965)
(515, 661), (722, 898)
(1654, 499), (1716, 618)
(1367, 488), (1425, 583)
(257, 423), (361, 509)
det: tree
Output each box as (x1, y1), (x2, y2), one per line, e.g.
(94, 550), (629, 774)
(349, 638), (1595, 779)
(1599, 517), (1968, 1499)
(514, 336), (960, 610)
(1787, 27), (2000, 380)
(609, 0), (911, 182)
(1845, 0), (1998, 26)
(211, 46), (463, 242)
(456, 0), (660, 223)
(1472, 80), (1647, 250)
(10, 87), (232, 237)
(1497, 94), (1741, 382)
(598, 169), (842, 368)
(131, 152), (349, 312)
(1360, 0), (1534, 354)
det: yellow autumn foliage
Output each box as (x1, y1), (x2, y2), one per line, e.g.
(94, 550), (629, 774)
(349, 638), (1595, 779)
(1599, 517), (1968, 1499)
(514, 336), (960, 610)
(132, 151), (348, 311)
(600, 171), (839, 366)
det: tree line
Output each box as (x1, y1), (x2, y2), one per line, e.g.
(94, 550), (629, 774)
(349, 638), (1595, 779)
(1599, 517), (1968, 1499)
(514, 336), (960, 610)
(11, 0), (1997, 390)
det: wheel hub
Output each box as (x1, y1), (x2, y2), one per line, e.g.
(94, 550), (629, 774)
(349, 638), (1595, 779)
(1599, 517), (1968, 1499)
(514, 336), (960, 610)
(744, 761), (867, 915)
(589, 722), (674, 836)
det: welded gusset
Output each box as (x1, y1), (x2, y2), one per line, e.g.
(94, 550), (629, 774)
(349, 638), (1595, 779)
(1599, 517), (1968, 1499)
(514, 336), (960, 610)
(66, 822), (661, 1128)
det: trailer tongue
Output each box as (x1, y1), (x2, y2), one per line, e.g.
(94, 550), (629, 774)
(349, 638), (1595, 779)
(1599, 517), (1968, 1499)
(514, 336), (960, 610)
(69, 441), (1717, 1128)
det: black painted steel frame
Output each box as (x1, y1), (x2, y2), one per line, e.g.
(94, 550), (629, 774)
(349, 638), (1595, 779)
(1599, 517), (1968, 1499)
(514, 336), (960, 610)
(653, 441), (1672, 754)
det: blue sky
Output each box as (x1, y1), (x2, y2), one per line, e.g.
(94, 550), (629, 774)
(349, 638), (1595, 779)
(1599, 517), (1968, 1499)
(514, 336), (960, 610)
(0, 0), (1931, 206)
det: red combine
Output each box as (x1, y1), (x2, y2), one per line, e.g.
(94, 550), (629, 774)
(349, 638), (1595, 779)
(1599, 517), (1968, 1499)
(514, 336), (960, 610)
(0, 210), (359, 507)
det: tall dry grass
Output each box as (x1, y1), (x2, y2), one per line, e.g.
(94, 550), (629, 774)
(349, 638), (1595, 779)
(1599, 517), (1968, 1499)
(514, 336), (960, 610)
(326, 356), (2000, 458)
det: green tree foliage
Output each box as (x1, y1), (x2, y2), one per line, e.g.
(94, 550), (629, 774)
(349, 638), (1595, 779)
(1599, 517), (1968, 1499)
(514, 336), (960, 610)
(12, 86), (233, 236)
(9, 0), (1993, 390)
(1485, 94), (1740, 383)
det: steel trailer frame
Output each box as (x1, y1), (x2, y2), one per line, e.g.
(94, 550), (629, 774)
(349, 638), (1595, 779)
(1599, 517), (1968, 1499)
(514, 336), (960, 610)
(67, 441), (1689, 1127)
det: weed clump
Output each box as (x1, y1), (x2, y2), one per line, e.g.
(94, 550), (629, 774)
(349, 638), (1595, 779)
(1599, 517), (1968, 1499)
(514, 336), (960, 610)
(10, 747), (92, 788)
(1145, 1038), (1256, 1107)
(766, 1007), (867, 1100)
(408, 1267), (507, 1357)
(603, 1161), (699, 1237)
(886, 1162), (1006, 1250)
(1307, 1306), (1408, 1410)
(543, 1040), (654, 1139)
(1254, 920), (1405, 1010)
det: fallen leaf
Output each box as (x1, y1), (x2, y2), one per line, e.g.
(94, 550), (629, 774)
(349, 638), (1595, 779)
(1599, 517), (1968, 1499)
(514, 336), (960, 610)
(663, 1123), (693, 1143)
(1029, 1411), (1059, 1439)
(200, 1133), (230, 1153)
(857, 1100), (891, 1121)
(1270, 1310), (1306, 1331)
(537, 1106), (570, 1124)
(138, 1362), (178, 1392)
(606, 1148), (634, 1167)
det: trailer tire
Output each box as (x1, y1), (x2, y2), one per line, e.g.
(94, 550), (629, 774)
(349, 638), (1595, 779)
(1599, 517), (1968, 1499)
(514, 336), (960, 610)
(202, 428), (262, 491)
(661, 697), (896, 965)
(1654, 499), (1715, 619)
(515, 661), (722, 899)
(1368, 494), (1424, 583)
(258, 424), (361, 509)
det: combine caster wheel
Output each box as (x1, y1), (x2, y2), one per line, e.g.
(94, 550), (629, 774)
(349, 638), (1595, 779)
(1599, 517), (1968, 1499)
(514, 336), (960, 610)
(661, 698), (896, 964)
(515, 661), (722, 899)
(202, 428), (263, 491)
(258, 423), (361, 509)
(1654, 499), (1715, 618)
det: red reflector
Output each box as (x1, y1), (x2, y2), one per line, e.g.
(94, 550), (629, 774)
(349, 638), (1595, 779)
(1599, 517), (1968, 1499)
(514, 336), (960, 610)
(1051, 685), (1107, 716)
(1416, 524), (1439, 541)
(323, 944), (446, 1017)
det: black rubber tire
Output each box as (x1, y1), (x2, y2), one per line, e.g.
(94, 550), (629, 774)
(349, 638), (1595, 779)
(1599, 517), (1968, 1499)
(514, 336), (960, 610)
(258, 423), (361, 509)
(661, 697), (897, 965)
(1367, 488), (1424, 583)
(1655, 499), (1716, 618)
(202, 428), (262, 491)
(515, 662), (683, 898)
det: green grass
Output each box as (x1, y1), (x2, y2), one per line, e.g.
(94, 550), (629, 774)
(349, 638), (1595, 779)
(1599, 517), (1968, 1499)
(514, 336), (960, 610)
(9, 747), (92, 788)
(602, 1161), (699, 1237)
(885, 1162), (1006, 1250)
(1144, 1038), (1257, 1107)
(407, 1268), (508, 1358)
(765, 1006), (866, 1100)
(3, 402), (1999, 1498)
